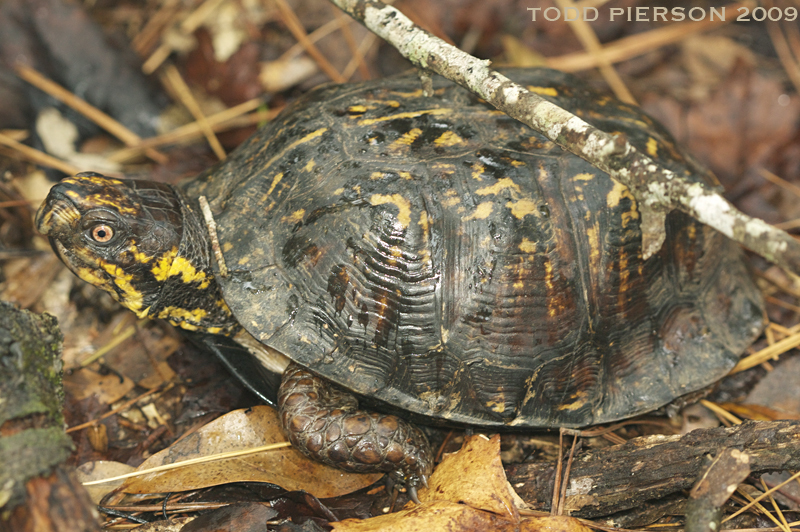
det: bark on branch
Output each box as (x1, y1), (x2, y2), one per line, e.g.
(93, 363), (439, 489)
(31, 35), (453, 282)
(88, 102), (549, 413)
(504, 421), (800, 519)
(329, 0), (800, 275)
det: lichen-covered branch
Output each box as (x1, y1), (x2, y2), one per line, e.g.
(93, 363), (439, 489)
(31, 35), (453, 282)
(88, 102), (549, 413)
(329, 0), (800, 275)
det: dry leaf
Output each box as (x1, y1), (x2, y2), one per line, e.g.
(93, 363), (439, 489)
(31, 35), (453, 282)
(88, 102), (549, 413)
(76, 460), (135, 504)
(333, 500), (517, 532)
(121, 405), (381, 498)
(422, 434), (520, 520)
(64, 366), (135, 403)
(519, 515), (593, 532)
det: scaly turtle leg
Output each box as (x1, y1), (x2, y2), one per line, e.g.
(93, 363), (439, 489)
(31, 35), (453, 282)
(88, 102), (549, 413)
(278, 362), (432, 501)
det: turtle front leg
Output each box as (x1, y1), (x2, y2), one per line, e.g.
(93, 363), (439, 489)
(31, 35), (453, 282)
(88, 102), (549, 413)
(278, 362), (432, 500)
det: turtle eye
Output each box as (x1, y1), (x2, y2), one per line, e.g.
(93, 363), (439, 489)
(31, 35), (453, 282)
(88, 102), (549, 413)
(90, 224), (115, 244)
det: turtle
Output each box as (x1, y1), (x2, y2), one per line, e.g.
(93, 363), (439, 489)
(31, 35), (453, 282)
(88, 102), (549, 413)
(36, 68), (765, 497)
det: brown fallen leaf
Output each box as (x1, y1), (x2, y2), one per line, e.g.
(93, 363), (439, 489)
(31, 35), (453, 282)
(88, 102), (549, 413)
(520, 515), (593, 532)
(120, 405), (382, 498)
(332, 499), (517, 532)
(421, 434), (520, 520)
(76, 460), (135, 504)
(64, 366), (135, 403)
(334, 433), (592, 531)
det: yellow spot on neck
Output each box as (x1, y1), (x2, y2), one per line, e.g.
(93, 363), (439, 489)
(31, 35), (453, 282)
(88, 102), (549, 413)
(168, 256), (210, 289)
(151, 247), (179, 281)
(157, 306), (208, 330)
(100, 261), (145, 312)
(646, 137), (659, 157)
(370, 194), (412, 227)
(128, 243), (152, 264)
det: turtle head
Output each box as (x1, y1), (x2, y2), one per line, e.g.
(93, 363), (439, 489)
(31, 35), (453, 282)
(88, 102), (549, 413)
(36, 172), (237, 335)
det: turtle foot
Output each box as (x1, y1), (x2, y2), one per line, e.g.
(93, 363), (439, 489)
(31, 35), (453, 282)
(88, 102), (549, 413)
(278, 362), (433, 492)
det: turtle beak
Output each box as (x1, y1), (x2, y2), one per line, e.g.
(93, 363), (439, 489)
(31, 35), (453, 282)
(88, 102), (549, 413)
(35, 187), (82, 237)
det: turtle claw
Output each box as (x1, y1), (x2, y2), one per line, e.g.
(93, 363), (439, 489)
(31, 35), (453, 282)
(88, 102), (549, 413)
(407, 484), (421, 505)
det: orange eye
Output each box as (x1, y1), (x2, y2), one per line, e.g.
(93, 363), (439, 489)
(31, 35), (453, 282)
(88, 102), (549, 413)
(91, 224), (114, 243)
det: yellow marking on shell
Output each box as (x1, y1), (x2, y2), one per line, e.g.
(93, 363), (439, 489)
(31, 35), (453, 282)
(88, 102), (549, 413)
(607, 181), (639, 228)
(586, 226), (600, 265)
(398, 171), (413, 180)
(476, 177), (521, 197)
(390, 128), (422, 150)
(151, 247), (179, 281)
(606, 181), (634, 209)
(265, 173), (284, 198)
(558, 391), (588, 411)
(238, 256), (250, 265)
(222, 242), (233, 252)
(370, 172), (385, 180)
(66, 190), (81, 200)
(506, 199), (537, 219)
(168, 256), (210, 289)
(370, 194), (411, 227)
(486, 400), (505, 413)
(544, 260), (557, 317)
(418, 211), (431, 263)
(646, 137), (659, 157)
(358, 108), (450, 126)
(348, 105), (368, 113)
(434, 131), (464, 147)
(383, 100), (401, 107)
(432, 162), (456, 173)
(100, 261), (145, 312)
(282, 209), (306, 224)
(390, 245), (403, 258)
(511, 160), (526, 167)
(527, 85), (558, 97)
(462, 202), (493, 221)
(471, 162), (485, 181)
(333, 187), (345, 195)
(519, 238), (536, 253)
(262, 128), (328, 173)
(573, 172), (595, 181)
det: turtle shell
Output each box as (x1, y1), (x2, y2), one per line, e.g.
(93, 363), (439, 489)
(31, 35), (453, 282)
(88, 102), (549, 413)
(182, 68), (765, 428)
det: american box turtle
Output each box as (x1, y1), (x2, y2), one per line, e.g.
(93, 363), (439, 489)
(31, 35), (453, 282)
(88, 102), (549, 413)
(36, 68), (765, 494)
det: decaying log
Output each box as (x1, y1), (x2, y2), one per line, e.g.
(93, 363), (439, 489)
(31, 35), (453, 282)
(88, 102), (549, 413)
(505, 421), (800, 519)
(0, 301), (100, 531)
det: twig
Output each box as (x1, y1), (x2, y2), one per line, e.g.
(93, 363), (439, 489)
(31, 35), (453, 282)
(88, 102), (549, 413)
(328, 0), (800, 276)
(273, 0), (345, 82)
(553, 0), (635, 104)
(162, 65), (226, 160)
(685, 449), (750, 532)
(546, 0), (755, 72)
(0, 132), (80, 175)
(199, 196), (228, 277)
(14, 63), (167, 164)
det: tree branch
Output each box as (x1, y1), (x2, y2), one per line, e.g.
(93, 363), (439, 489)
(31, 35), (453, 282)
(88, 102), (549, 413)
(329, 0), (800, 274)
